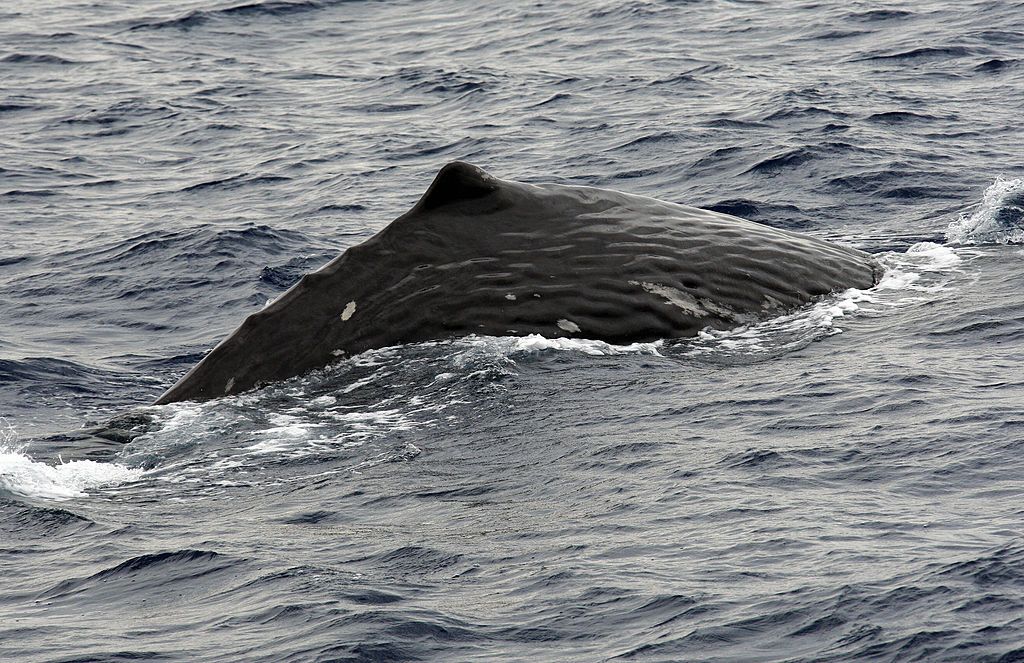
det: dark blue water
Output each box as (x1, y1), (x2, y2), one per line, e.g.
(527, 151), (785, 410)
(3, 1), (1024, 660)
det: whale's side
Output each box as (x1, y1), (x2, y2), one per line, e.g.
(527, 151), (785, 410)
(155, 162), (881, 404)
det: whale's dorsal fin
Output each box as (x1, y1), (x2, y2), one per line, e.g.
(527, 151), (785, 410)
(416, 161), (499, 211)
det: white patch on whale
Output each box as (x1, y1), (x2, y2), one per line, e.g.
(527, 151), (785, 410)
(557, 318), (581, 333)
(505, 293), (517, 301)
(224, 377), (235, 395)
(631, 280), (749, 322)
(630, 280), (706, 317)
(340, 301), (357, 321)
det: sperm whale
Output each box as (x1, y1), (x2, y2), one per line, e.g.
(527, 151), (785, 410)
(155, 161), (881, 404)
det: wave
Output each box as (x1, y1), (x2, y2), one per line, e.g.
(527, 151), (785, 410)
(121, 331), (664, 484)
(683, 242), (961, 361)
(761, 106), (850, 123)
(11, 224), (317, 303)
(0, 103), (41, 113)
(946, 177), (1024, 245)
(178, 173), (292, 194)
(829, 168), (962, 201)
(845, 9), (915, 21)
(84, 330), (670, 495)
(0, 499), (94, 538)
(0, 447), (142, 501)
(0, 53), (78, 65)
(866, 111), (941, 124)
(742, 147), (817, 176)
(60, 98), (180, 126)
(857, 46), (980, 62)
(974, 58), (1019, 73)
(128, 0), (327, 31)
(0, 357), (100, 385)
(0, 357), (128, 409)
(37, 549), (231, 600)
(453, 334), (662, 358)
(0, 418), (141, 501)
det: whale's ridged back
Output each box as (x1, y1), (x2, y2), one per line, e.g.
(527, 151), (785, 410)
(155, 162), (880, 403)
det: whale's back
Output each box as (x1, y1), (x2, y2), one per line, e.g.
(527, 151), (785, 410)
(155, 162), (880, 404)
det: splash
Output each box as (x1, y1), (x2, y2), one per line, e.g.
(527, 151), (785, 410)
(0, 417), (143, 501)
(452, 334), (663, 358)
(684, 241), (961, 358)
(684, 287), (871, 358)
(946, 177), (1024, 245)
(119, 331), (667, 489)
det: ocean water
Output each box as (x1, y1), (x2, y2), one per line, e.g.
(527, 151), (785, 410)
(2, 0), (1024, 660)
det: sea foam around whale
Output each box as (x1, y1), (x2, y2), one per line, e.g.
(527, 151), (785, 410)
(2, 237), (966, 503)
(0, 420), (142, 500)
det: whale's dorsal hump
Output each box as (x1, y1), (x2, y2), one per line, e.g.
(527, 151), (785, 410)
(415, 161), (500, 211)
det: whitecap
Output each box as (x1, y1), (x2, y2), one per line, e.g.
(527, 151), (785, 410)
(946, 177), (1024, 245)
(0, 445), (143, 501)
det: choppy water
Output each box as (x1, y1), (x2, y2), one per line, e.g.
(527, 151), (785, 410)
(3, 1), (1024, 660)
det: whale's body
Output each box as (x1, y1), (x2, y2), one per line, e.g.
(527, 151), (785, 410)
(155, 162), (881, 404)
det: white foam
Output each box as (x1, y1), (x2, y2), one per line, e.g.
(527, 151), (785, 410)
(341, 374), (378, 394)
(687, 286), (872, 356)
(874, 242), (963, 295)
(686, 240), (963, 357)
(0, 442), (143, 501)
(244, 438), (295, 454)
(0, 418), (139, 500)
(904, 242), (962, 269)
(453, 333), (664, 357)
(133, 333), (664, 477)
(946, 177), (1024, 245)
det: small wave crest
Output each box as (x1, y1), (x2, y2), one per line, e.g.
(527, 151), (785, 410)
(127, 0), (324, 31)
(451, 334), (662, 358)
(684, 287), (871, 359)
(684, 242), (961, 359)
(0, 418), (142, 501)
(126, 333), (664, 485)
(946, 177), (1024, 245)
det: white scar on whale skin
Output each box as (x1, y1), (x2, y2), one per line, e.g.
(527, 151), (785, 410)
(557, 318), (581, 333)
(630, 280), (751, 322)
(224, 377), (235, 395)
(505, 293), (517, 301)
(340, 301), (357, 321)
(630, 280), (707, 317)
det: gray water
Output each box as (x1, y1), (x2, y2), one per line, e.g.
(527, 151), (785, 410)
(2, 1), (1024, 661)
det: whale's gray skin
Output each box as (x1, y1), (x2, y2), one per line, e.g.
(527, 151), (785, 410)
(155, 161), (882, 404)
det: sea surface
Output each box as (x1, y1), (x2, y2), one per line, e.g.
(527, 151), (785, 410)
(2, 1), (1024, 661)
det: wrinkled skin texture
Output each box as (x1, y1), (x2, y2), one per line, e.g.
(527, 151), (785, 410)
(156, 162), (881, 404)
